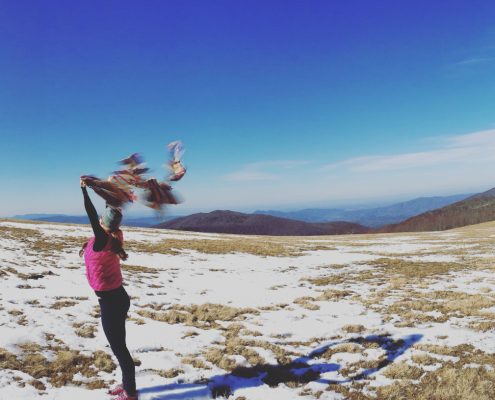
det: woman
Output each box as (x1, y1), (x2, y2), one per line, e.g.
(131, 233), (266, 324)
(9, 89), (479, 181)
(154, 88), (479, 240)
(80, 179), (138, 400)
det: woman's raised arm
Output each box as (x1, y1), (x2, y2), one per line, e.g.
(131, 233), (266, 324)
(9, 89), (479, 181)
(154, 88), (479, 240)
(81, 180), (107, 248)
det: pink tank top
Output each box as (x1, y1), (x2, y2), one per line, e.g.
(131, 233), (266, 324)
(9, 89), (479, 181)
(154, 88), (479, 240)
(84, 232), (123, 291)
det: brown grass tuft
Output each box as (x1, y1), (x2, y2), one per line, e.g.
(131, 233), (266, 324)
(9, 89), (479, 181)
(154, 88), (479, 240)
(73, 323), (97, 338)
(137, 303), (259, 329)
(342, 324), (366, 334)
(382, 361), (424, 380)
(0, 343), (116, 390)
(181, 357), (211, 369)
(377, 364), (495, 400)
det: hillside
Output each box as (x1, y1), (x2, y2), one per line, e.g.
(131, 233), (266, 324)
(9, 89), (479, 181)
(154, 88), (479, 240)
(154, 210), (369, 235)
(1, 219), (495, 399)
(379, 187), (495, 233)
(255, 193), (471, 227)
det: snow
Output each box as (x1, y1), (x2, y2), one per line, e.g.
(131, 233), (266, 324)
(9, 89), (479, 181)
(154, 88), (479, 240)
(1, 219), (495, 399)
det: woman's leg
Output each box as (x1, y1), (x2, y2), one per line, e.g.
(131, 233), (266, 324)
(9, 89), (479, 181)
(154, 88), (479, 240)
(99, 289), (136, 395)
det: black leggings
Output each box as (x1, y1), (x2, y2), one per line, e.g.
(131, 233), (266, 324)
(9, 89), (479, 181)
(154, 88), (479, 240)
(96, 286), (136, 395)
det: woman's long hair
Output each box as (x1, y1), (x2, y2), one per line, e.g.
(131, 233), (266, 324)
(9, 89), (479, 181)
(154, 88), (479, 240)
(79, 242), (88, 257)
(79, 230), (128, 261)
(110, 230), (128, 261)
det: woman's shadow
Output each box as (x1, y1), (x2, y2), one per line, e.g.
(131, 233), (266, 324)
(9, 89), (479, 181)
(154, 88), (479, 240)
(138, 333), (422, 399)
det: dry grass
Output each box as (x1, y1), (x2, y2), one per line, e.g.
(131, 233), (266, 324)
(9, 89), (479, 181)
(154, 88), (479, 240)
(300, 251), (495, 332)
(0, 225), (39, 241)
(126, 237), (303, 257)
(410, 353), (441, 366)
(306, 274), (346, 286)
(382, 361), (423, 380)
(121, 264), (160, 274)
(377, 365), (495, 400)
(470, 320), (495, 332)
(1, 267), (56, 281)
(383, 290), (495, 327)
(304, 258), (473, 304)
(202, 323), (299, 372)
(8, 309), (28, 326)
(366, 343), (495, 399)
(324, 341), (495, 400)
(314, 343), (362, 359)
(51, 300), (78, 309)
(0, 224), (86, 261)
(204, 347), (239, 371)
(181, 357), (211, 370)
(73, 322), (97, 338)
(0, 342), (115, 390)
(128, 317), (145, 325)
(293, 297), (320, 310)
(259, 303), (289, 312)
(317, 289), (353, 301)
(158, 368), (184, 378)
(6, 219), (495, 397)
(342, 324), (366, 334)
(137, 303), (259, 329)
(181, 330), (199, 339)
(367, 258), (468, 279)
(241, 329), (263, 337)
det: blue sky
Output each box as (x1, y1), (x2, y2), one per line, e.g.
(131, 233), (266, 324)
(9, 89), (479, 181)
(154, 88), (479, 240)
(1, 0), (495, 216)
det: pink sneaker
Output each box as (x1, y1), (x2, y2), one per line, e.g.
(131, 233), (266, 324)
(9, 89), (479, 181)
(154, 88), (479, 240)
(113, 390), (138, 400)
(107, 384), (124, 396)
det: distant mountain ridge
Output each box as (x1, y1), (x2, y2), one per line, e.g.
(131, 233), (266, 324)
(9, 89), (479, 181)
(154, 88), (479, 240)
(255, 193), (472, 227)
(154, 210), (369, 236)
(12, 194), (469, 229)
(11, 191), (490, 235)
(11, 214), (175, 227)
(379, 188), (495, 233)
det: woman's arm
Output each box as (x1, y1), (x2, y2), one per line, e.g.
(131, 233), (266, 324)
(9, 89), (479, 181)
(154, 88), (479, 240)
(81, 181), (108, 250)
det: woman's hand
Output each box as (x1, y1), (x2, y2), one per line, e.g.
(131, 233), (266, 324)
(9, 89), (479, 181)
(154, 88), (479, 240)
(80, 178), (87, 188)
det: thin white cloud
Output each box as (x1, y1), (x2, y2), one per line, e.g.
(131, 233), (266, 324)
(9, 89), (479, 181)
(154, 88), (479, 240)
(191, 129), (495, 210)
(225, 170), (279, 181)
(449, 129), (495, 147)
(454, 57), (493, 66)
(446, 45), (495, 76)
(322, 129), (495, 172)
(224, 160), (309, 181)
